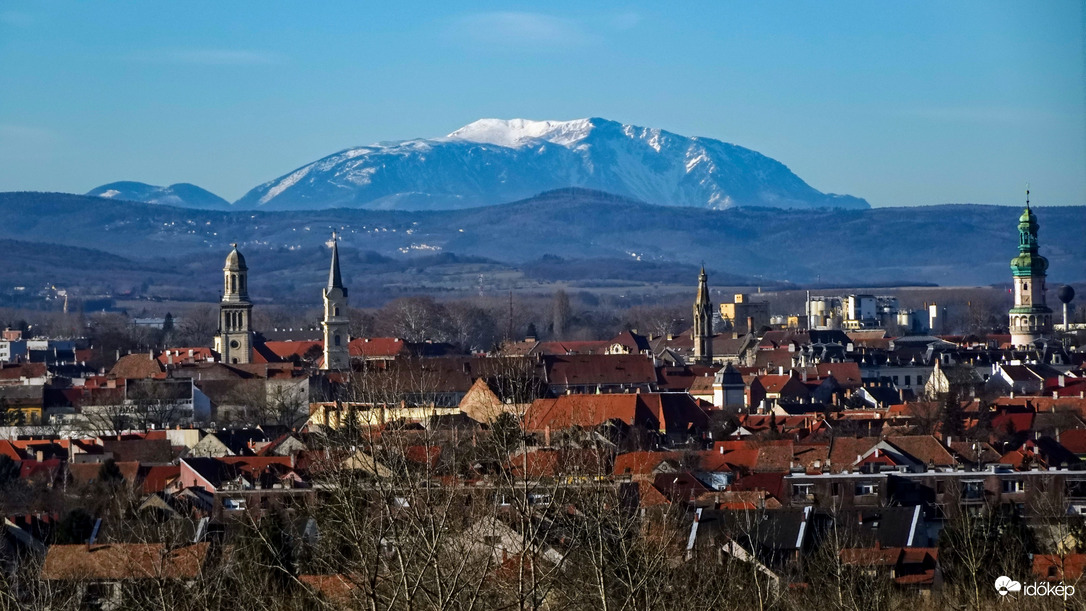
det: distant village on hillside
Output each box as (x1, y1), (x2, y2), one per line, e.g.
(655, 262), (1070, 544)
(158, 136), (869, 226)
(1, 200), (1084, 609)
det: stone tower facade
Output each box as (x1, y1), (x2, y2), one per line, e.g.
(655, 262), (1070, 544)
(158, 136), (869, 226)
(693, 266), (713, 365)
(322, 234), (350, 370)
(1009, 193), (1052, 347)
(214, 244), (253, 364)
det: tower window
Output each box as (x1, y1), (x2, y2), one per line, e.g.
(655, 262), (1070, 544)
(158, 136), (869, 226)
(231, 275), (237, 293)
(334, 306), (340, 316)
(334, 335), (341, 347)
(1023, 283), (1028, 291)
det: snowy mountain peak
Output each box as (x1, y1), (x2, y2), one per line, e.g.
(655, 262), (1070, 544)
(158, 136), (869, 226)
(447, 117), (600, 148)
(234, 117), (870, 212)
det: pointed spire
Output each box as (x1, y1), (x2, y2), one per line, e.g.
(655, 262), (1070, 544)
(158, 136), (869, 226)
(328, 232), (343, 289)
(1025, 183), (1030, 210)
(695, 266), (710, 308)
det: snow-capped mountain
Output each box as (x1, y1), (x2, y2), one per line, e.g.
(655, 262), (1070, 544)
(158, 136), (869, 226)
(234, 118), (869, 211)
(87, 181), (231, 210)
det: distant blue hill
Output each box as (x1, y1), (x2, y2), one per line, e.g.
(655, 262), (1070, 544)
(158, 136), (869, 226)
(87, 181), (231, 210)
(0, 188), (1082, 287)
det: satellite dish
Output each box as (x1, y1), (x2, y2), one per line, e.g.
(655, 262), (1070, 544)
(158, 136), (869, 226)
(1057, 285), (1075, 304)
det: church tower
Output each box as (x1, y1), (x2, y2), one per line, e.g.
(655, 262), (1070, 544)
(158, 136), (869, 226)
(214, 244), (253, 364)
(321, 233), (350, 370)
(1009, 190), (1052, 347)
(693, 266), (713, 365)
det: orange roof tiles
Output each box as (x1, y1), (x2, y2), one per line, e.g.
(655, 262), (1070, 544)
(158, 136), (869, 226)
(524, 394), (650, 431)
(41, 543), (210, 580)
(1033, 554), (1086, 582)
(349, 337), (409, 358)
(108, 353), (164, 379)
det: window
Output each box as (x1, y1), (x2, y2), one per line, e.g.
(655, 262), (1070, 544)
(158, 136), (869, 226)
(905, 375), (911, 386)
(963, 480), (985, 500)
(1002, 479), (1025, 493)
(856, 482), (878, 496)
(334, 335), (341, 347)
(917, 375), (924, 385)
(1066, 480), (1086, 498)
(936, 480), (945, 494)
(792, 484), (813, 497)
(831, 483), (841, 496)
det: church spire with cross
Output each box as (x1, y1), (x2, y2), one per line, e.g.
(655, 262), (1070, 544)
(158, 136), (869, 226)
(693, 266), (713, 365)
(322, 232), (351, 370)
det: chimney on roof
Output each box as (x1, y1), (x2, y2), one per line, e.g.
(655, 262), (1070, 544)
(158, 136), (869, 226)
(747, 317), (754, 335)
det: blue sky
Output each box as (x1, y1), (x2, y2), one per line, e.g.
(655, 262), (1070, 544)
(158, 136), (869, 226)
(0, 1), (1083, 207)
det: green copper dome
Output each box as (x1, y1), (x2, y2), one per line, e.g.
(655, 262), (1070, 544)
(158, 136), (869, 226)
(1011, 204), (1047, 276)
(1011, 252), (1047, 275)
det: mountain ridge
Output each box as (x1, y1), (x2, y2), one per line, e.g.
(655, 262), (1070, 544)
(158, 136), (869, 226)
(86, 181), (232, 210)
(234, 117), (870, 211)
(1, 189), (1082, 287)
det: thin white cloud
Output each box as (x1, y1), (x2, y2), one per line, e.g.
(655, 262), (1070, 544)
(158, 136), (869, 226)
(447, 12), (595, 48)
(134, 49), (284, 66)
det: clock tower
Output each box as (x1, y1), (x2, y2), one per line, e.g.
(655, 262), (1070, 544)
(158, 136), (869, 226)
(1008, 191), (1052, 347)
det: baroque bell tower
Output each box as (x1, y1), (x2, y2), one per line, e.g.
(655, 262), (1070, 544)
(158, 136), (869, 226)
(322, 233), (350, 370)
(1009, 190), (1052, 347)
(214, 244), (253, 364)
(693, 266), (713, 365)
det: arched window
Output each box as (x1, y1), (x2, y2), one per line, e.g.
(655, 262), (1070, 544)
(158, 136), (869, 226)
(231, 275), (237, 293)
(334, 335), (341, 347)
(334, 306), (340, 317)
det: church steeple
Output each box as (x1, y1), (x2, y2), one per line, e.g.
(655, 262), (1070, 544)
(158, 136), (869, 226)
(1009, 188), (1052, 347)
(693, 266), (713, 365)
(214, 243), (254, 364)
(328, 232), (346, 294)
(322, 233), (350, 370)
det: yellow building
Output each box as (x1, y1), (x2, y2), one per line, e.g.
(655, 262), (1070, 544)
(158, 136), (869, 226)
(719, 294), (770, 333)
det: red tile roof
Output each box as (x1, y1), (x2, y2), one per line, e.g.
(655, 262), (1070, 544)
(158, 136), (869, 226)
(349, 337), (409, 358)
(138, 464), (181, 494)
(262, 341), (323, 361)
(1033, 554), (1086, 582)
(613, 451), (685, 477)
(108, 353), (164, 379)
(544, 354), (657, 387)
(0, 362), (47, 380)
(524, 395), (652, 431)
(41, 543), (210, 580)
